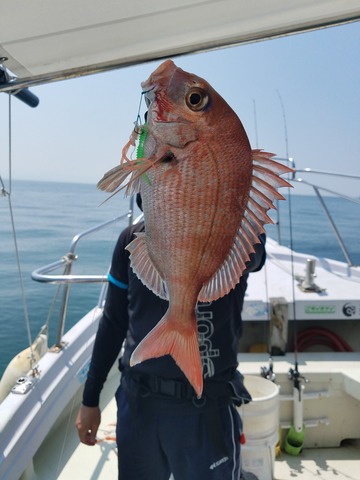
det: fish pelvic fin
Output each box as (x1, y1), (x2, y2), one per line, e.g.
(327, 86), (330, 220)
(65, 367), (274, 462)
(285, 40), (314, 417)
(130, 313), (203, 398)
(126, 233), (168, 300)
(198, 150), (293, 302)
(97, 156), (154, 198)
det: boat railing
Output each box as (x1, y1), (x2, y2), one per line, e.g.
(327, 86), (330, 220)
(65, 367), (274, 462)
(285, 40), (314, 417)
(31, 202), (141, 349)
(31, 214), (128, 284)
(273, 158), (360, 267)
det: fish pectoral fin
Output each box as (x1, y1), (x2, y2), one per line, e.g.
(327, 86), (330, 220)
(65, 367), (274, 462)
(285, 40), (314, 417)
(126, 233), (168, 300)
(97, 157), (154, 198)
(130, 315), (203, 398)
(97, 164), (128, 192)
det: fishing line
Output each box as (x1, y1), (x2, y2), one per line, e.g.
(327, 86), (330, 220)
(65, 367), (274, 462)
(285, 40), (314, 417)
(7, 92), (12, 193)
(263, 253), (273, 356)
(134, 90), (149, 134)
(253, 100), (271, 353)
(252, 99), (259, 149)
(3, 93), (36, 368)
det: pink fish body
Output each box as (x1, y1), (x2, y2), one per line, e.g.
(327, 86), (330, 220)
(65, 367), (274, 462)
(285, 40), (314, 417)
(98, 60), (292, 397)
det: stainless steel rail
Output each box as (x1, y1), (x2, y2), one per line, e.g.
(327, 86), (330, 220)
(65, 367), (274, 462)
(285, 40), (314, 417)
(295, 169), (360, 267)
(31, 211), (133, 348)
(32, 214), (129, 284)
(272, 160), (359, 267)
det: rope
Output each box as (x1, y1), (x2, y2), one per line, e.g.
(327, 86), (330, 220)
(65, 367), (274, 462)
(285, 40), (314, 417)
(1, 94), (36, 371)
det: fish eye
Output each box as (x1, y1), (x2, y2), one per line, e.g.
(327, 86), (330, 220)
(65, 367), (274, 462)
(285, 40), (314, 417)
(185, 88), (209, 111)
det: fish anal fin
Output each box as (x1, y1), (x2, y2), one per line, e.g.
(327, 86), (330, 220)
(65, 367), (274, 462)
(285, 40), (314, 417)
(198, 227), (252, 302)
(130, 314), (203, 398)
(126, 233), (168, 300)
(199, 150), (292, 302)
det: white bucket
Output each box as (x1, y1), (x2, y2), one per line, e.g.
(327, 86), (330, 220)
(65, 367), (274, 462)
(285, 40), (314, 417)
(238, 375), (280, 480)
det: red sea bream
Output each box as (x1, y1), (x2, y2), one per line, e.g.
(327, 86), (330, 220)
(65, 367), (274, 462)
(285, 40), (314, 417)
(98, 59), (293, 397)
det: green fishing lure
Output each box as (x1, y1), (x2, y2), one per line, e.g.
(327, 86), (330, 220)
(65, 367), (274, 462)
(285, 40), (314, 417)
(136, 124), (147, 159)
(136, 125), (151, 185)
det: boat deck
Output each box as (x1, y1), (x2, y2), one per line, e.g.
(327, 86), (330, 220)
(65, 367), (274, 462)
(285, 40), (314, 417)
(11, 240), (360, 480)
(243, 238), (360, 323)
(25, 353), (360, 480)
(55, 399), (360, 480)
(275, 444), (359, 480)
(52, 394), (360, 480)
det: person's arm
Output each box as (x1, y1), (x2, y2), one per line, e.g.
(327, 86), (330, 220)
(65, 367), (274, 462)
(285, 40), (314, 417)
(82, 284), (129, 407)
(244, 233), (266, 274)
(76, 229), (130, 445)
(76, 283), (129, 444)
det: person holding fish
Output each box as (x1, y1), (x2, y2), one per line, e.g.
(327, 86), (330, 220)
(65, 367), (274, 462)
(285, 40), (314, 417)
(76, 60), (292, 479)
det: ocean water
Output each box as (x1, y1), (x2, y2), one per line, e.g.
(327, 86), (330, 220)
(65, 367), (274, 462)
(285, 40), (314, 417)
(0, 180), (131, 376)
(1, 180), (359, 376)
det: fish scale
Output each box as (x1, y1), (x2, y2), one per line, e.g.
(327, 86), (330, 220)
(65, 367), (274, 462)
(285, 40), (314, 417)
(97, 59), (293, 397)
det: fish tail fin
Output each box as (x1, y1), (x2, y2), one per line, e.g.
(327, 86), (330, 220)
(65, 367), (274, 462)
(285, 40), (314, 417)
(130, 313), (203, 398)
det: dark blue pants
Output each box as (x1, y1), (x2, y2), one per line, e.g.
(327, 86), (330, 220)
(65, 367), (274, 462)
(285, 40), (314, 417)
(116, 385), (242, 480)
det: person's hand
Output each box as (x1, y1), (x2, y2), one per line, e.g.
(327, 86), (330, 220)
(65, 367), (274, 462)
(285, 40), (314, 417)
(76, 405), (101, 446)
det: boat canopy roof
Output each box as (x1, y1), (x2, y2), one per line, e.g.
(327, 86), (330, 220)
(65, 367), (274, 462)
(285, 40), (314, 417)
(1, 0), (360, 90)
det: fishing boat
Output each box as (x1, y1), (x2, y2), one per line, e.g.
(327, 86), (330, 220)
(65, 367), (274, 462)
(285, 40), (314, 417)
(1, 2), (360, 479)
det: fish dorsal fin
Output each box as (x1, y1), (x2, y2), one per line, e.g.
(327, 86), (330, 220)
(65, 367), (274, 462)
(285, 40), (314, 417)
(198, 150), (292, 302)
(126, 232), (168, 300)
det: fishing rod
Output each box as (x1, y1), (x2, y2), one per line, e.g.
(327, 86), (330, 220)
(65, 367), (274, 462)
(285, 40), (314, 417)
(277, 89), (307, 455)
(258, 91), (308, 455)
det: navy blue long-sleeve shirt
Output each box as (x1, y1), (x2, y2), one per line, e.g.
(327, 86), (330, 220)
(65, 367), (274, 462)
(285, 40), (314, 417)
(83, 222), (266, 407)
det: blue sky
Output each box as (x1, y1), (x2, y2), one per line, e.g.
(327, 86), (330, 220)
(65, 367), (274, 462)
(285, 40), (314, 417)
(1, 21), (359, 196)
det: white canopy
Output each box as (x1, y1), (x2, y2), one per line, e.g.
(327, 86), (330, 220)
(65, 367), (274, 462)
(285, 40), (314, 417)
(1, 0), (360, 89)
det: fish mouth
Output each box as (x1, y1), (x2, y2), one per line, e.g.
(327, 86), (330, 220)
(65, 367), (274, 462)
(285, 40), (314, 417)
(142, 86), (165, 121)
(142, 88), (191, 125)
(142, 86), (155, 109)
